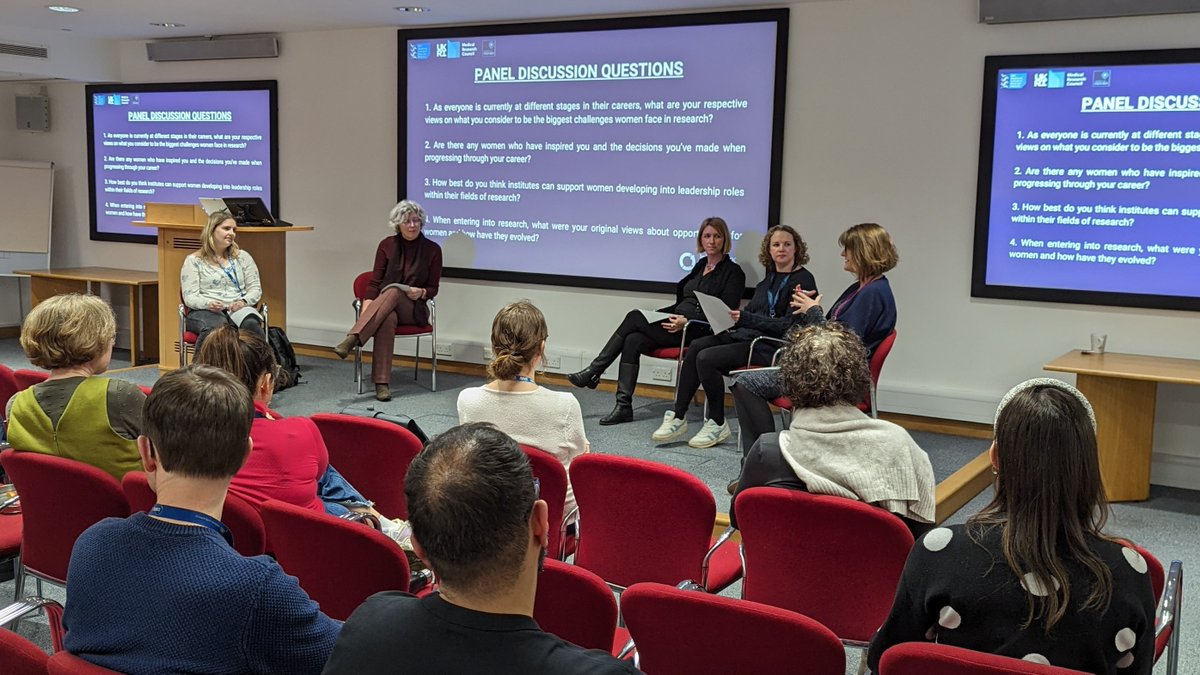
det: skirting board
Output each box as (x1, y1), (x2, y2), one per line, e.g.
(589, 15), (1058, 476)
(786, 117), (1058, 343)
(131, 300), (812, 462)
(1151, 452), (1200, 491)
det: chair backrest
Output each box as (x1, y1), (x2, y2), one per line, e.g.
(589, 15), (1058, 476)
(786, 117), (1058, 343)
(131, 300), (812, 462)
(0, 449), (129, 583)
(622, 582), (845, 675)
(311, 413), (423, 519)
(878, 642), (1088, 675)
(1155, 559), (1183, 674)
(46, 652), (122, 675)
(569, 454), (716, 589)
(519, 444), (570, 559)
(352, 271), (373, 300)
(0, 364), (19, 420)
(0, 628), (50, 675)
(735, 487), (914, 642)
(533, 559), (617, 652)
(12, 370), (49, 391)
(259, 499), (409, 621)
(870, 329), (898, 385)
(121, 472), (266, 557)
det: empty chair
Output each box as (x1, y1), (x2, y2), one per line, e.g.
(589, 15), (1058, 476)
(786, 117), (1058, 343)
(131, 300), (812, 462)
(520, 445), (574, 559)
(568, 454), (740, 592)
(121, 471), (266, 557)
(533, 559), (618, 653)
(735, 487), (913, 646)
(0, 509), (22, 597)
(311, 413), (423, 519)
(878, 642), (1089, 675)
(259, 499), (409, 621)
(0, 450), (128, 602)
(621, 582), (845, 675)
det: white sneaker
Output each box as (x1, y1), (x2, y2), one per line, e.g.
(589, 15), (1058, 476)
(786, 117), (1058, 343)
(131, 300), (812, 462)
(651, 411), (689, 443)
(380, 517), (414, 550)
(688, 419), (731, 448)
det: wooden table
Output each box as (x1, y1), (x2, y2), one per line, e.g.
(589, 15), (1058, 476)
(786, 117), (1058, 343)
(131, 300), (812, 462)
(14, 267), (159, 367)
(1044, 350), (1200, 501)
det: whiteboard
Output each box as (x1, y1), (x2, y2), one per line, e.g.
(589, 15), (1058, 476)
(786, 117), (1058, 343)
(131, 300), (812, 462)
(0, 159), (54, 275)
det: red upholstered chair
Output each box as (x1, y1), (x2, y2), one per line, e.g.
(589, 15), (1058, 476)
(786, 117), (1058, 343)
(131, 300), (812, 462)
(864, 329), (898, 417)
(259, 499), (409, 621)
(646, 320), (708, 407)
(622, 582), (845, 675)
(0, 627), (48, 675)
(0, 509), (23, 596)
(533, 559), (618, 652)
(1155, 559), (1183, 675)
(12, 371), (49, 392)
(568, 454), (740, 593)
(311, 413), (422, 520)
(351, 271), (436, 393)
(177, 294), (268, 367)
(46, 652), (123, 674)
(121, 471), (266, 557)
(0, 450), (128, 602)
(0, 597), (64, 653)
(519, 445), (575, 560)
(0, 365), (19, 424)
(735, 487), (914, 648)
(879, 642), (1088, 675)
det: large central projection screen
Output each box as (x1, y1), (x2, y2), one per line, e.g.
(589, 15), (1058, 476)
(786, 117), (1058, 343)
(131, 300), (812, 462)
(399, 10), (788, 293)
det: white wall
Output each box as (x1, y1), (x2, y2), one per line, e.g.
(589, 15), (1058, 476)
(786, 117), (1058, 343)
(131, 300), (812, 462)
(3, 0), (1200, 488)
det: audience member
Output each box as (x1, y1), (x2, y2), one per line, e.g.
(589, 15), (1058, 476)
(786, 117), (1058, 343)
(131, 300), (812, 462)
(63, 365), (340, 674)
(5, 293), (143, 480)
(729, 323), (934, 537)
(867, 378), (1157, 674)
(458, 300), (588, 518)
(322, 422), (638, 675)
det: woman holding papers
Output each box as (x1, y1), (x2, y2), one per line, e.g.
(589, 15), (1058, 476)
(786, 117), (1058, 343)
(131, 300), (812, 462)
(567, 217), (745, 425)
(180, 210), (264, 353)
(728, 222), (899, 486)
(651, 225), (816, 448)
(333, 200), (443, 402)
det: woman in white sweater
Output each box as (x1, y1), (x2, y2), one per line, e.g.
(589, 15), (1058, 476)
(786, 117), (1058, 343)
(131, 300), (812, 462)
(457, 300), (589, 517)
(180, 210), (264, 353)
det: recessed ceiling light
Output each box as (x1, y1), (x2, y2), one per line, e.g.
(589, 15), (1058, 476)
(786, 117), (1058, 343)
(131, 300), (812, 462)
(150, 22), (186, 28)
(395, 6), (429, 12)
(46, 5), (80, 12)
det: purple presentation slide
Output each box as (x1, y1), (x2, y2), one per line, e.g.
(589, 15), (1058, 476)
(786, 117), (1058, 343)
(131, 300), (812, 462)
(89, 87), (274, 239)
(986, 62), (1200, 299)
(404, 20), (779, 284)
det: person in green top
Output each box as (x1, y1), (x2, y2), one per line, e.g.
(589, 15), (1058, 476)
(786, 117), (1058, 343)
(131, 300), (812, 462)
(5, 293), (144, 481)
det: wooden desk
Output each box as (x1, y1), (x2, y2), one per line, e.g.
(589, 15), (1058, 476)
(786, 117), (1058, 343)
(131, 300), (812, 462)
(1044, 350), (1200, 501)
(14, 267), (159, 367)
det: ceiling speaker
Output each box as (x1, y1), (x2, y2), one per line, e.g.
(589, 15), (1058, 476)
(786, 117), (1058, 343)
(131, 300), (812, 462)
(981, 0), (1200, 23)
(146, 34), (279, 62)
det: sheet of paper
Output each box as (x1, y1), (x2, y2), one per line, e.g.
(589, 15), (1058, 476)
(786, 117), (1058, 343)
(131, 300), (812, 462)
(637, 309), (675, 323)
(227, 306), (263, 325)
(694, 291), (735, 334)
(380, 282), (413, 293)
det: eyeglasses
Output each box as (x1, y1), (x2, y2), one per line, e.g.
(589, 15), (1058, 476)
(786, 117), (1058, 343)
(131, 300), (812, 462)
(533, 477), (541, 500)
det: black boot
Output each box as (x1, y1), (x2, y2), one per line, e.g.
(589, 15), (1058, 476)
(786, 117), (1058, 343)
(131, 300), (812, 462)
(568, 331), (625, 389)
(599, 363), (638, 425)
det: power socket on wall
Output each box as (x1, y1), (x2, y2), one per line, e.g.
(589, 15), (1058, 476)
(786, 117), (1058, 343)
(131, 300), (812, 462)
(483, 347), (494, 360)
(650, 367), (674, 382)
(435, 343), (454, 357)
(543, 354), (561, 370)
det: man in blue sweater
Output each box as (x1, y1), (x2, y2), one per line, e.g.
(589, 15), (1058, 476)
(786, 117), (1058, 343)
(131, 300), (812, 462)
(62, 365), (341, 675)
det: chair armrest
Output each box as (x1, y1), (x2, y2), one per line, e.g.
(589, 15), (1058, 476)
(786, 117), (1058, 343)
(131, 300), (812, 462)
(561, 505), (579, 559)
(340, 512), (382, 531)
(747, 335), (787, 368)
(260, 303), (269, 328)
(1156, 560), (1183, 675)
(1, 598), (64, 651)
(701, 525), (737, 590)
(678, 319), (710, 349)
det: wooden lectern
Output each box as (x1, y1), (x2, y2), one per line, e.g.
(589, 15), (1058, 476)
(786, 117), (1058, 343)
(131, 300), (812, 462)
(134, 202), (313, 370)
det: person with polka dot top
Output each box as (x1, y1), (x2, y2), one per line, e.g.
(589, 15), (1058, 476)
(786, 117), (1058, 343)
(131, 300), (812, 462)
(867, 378), (1157, 675)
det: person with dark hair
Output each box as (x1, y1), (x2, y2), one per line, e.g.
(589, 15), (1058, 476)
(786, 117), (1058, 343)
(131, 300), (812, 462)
(730, 222), (900, 483)
(458, 300), (588, 518)
(322, 422), (638, 675)
(567, 216), (746, 425)
(867, 379), (1157, 675)
(62, 365), (340, 674)
(728, 323), (933, 536)
(652, 224), (817, 448)
(180, 210), (264, 353)
(332, 200), (443, 402)
(195, 325), (405, 537)
(6, 293), (144, 480)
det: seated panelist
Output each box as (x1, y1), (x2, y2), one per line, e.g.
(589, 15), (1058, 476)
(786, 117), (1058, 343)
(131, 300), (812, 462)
(181, 210), (265, 353)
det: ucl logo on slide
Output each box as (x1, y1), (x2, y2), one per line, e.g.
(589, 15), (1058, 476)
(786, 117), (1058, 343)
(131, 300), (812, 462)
(93, 94), (107, 106)
(999, 72), (1027, 89)
(409, 43), (431, 60)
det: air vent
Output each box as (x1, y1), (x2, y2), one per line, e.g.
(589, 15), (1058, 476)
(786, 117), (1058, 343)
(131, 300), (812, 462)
(0, 42), (49, 59)
(173, 237), (202, 251)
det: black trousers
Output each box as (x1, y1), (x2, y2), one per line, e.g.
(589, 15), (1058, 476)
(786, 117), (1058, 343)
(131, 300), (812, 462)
(613, 310), (708, 364)
(673, 334), (776, 425)
(732, 381), (780, 458)
(186, 309), (263, 355)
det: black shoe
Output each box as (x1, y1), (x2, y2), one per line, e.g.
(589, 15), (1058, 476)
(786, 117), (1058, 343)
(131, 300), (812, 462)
(599, 404), (634, 425)
(567, 367), (602, 389)
(726, 479), (739, 496)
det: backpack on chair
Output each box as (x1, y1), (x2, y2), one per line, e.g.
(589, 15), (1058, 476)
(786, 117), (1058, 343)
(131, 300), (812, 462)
(268, 326), (302, 391)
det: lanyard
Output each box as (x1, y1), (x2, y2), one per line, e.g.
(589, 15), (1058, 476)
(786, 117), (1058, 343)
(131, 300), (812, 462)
(513, 375), (534, 383)
(150, 504), (234, 546)
(765, 272), (792, 318)
(219, 259), (243, 296)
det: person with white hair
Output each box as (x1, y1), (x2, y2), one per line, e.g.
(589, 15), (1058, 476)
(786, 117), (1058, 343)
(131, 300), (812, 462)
(332, 200), (443, 401)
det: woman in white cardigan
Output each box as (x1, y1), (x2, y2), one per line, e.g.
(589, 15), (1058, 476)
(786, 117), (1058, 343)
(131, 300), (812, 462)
(180, 210), (264, 353)
(728, 322), (934, 537)
(457, 300), (589, 518)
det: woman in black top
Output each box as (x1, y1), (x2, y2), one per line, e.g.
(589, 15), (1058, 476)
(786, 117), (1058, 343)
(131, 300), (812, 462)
(567, 217), (745, 425)
(867, 378), (1157, 675)
(652, 225), (816, 448)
